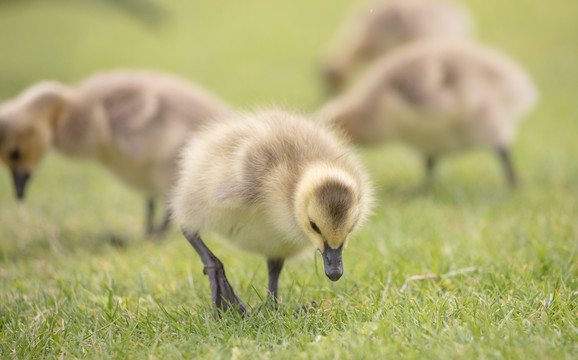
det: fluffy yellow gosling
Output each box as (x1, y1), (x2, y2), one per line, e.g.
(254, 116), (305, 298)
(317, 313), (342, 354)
(0, 70), (232, 236)
(171, 109), (373, 314)
(319, 39), (538, 186)
(323, 0), (473, 94)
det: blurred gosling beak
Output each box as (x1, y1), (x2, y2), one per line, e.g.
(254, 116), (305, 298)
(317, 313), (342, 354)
(11, 170), (30, 200)
(322, 244), (343, 281)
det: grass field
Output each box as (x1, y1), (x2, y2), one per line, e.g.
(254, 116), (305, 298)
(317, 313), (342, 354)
(1, 0), (577, 358)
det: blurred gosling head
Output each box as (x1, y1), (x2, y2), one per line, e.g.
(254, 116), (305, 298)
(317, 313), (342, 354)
(0, 82), (72, 199)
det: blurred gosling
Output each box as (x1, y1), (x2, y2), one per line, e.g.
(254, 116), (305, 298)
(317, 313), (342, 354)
(323, 0), (473, 94)
(0, 70), (232, 237)
(319, 39), (538, 186)
(171, 109), (373, 314)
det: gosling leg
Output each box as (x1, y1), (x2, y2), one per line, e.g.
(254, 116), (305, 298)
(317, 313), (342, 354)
(182, 230), (246, 316)
(266, 258), (285, 307)
(145, 199), (172, 238)
(146, 198), (156, 236)
(497, 147), (518, 187)
(424, 155), (436, 189)
(153, 208), (172, 238)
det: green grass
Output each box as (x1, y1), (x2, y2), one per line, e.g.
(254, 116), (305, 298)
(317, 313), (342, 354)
(1, 0), (577, 358)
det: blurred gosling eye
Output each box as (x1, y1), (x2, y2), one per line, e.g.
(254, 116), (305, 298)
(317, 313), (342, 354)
(9, 148), (21, 162)
(309, 219), (322, 235)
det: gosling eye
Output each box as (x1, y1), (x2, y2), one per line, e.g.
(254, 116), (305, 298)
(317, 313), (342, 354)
(9, 148), (21, 163)
(309, 219), (322, 235)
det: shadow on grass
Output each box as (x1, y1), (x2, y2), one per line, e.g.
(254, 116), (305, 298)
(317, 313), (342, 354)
(374, 179), (516, 207)
(0, 228), (163, 264)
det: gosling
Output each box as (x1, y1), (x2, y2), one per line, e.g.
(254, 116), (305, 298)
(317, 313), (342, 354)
(171, 109), (373, 314)
(0, 70), (232, 236)
(323, 0), (472, 94)
(318, 39), (538, 186)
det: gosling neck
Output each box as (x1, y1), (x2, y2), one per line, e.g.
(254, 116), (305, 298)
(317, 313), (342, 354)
(52, 97), (109, 158)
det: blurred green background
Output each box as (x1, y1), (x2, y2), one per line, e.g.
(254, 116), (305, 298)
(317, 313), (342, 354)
(0, 0), (576, 251)
(0, 0), (577, 358)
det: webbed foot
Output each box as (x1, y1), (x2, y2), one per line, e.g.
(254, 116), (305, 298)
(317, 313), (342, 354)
(203, 263), (246, 316)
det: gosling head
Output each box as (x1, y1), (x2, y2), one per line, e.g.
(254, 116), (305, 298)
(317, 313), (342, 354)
(294, 163), (371, 282)
(0, 82), (70, 200)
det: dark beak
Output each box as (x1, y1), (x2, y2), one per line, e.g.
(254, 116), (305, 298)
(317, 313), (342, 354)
(11, 170), (30, 200)
(321, 245), (343, 281)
